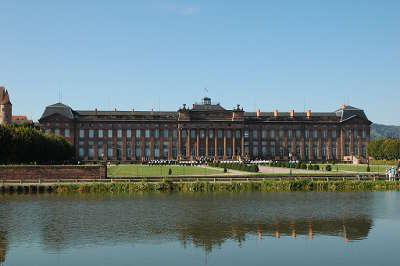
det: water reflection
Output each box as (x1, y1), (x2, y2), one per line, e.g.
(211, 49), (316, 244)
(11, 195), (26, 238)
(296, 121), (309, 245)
(0, 192), (377, 257)
(0, 231), (7, 264)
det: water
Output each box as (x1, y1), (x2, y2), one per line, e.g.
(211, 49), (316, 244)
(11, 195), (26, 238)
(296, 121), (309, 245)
(0, 192), (399, 266)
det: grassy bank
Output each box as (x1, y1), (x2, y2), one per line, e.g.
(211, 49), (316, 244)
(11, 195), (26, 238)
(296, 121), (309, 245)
(108, 165), (224, 177)
(48, 180), (400, 193)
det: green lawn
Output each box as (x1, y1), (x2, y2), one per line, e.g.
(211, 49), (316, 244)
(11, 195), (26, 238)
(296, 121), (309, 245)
(108, 165), (224, 177)
(318, 164), (395, 173)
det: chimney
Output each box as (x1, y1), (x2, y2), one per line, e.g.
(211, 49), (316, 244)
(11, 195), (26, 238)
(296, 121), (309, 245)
(95, 108), (98, 115)
(132, 107), (135, 112)
(274, 109), (279, 117)
(114, 108), (117, 112)
(341, 104), (347, 109)
(256, 109), (261, 117)
(290, 110), (295, 118)
(306, 109), (312, 118)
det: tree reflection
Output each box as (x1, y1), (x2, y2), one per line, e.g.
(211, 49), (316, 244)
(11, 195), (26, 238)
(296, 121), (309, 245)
(0, 231), (7, 265)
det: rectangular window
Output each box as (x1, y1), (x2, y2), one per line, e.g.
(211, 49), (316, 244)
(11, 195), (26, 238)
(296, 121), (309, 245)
(288, 130), (293, 139)
(296, 130), (301, 139)
(270, 130), (275, 139)
(154, 129), (159, 138)
(262, 130), (267, 139)
(173, 129), (178, 139)
(65, 129), (70, 138)
(218, 130), (223, 139)
(54, 129), (60, 136)
(200, 130), (205, 139)
(305, 130), (309, 139)
(190, 129), (196, 138)
(323, 129), (327, 139)
(117, 129), (122, 139)
(107, 141), (113, 158)
(136, 129), (141, 138)
(235, 130), (241, 139)
(89, 129), (94, 138)
(127, 129), (132, 139)
(279, 130), (284, 139)
(97, 142), (104, 160)
(108, 129), (113, 138)
(253, 130), (258, 139)
(209, 130), (214, 139)
(226, 130), (232, 139)
(362, 130), (366, 139)
(244, 130), (249, 139)
(79, 147), (84, 159)
(145, 129), (150, 138)
(332, 130), (337, 139)
(313, 130), (318, 139)
(163, 129), (169, 138)
(79, 129), (85, 138)
(98, 129), (103, 138)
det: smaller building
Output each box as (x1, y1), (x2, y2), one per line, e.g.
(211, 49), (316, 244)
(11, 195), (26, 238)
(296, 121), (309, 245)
(12, 116), (33, 125)
(0, 86), (12, 125)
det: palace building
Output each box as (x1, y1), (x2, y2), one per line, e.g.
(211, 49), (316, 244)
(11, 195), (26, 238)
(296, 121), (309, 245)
(39, 97), (371, 162)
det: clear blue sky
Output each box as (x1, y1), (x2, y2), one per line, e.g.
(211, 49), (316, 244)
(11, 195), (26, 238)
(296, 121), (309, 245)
(1, 0), (399, 124)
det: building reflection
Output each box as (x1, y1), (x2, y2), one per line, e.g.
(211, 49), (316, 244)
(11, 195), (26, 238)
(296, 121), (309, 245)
(0, 231), (7, 265)
(177, 217), (372, 251)
(0, 192), (376, 259)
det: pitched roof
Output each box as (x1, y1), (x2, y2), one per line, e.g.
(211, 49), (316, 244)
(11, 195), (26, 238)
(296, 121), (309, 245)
(40, 102), (75, 120)
(0, 86), (11, 105)
(335, 105), (370, 123)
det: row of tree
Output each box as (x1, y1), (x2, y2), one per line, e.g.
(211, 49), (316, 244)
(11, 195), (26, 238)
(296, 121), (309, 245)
(367, 139), (400, 161)
(0, 125), (74, 164)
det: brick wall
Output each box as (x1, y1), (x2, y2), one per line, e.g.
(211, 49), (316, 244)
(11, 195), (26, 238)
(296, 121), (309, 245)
(0, 165), (107, 180)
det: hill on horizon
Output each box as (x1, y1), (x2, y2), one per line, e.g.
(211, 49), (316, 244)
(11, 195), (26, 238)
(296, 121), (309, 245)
(371, 124), (400, 140)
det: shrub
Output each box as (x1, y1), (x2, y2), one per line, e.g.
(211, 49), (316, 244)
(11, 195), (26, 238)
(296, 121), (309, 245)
(168, 168), (172, 175)
(325, 165), (332, 171)
(223, 168), (227, 173)
(366, 165), (371, 172)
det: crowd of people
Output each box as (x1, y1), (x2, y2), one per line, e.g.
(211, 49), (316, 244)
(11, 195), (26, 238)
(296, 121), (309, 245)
(386, 165), (400, 181)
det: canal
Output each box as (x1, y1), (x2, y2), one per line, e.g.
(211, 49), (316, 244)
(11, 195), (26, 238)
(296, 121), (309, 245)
(0, 192), (399, 266)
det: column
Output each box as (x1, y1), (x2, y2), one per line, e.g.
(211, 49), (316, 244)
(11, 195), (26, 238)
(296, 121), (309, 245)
(339, 127), (345, 161)
(141, 129), (145, 162)
(205, 130), (209, 159)
(196, 129), (200, 158)
(223, 129), (227, 160)
(177, 128), (182, 160)
(349, 127), (354, 156)
(150, 134), (155, 160)
(168, 128), (173, 160)
(284, 130), (288, 159)
(232, 134), (236, 160)
(214, 129), (218, 160)
(300, 133), (305, 161)
(113, 130), (117, 161)
(93, 134), (98, 162)
(186, 129), (191, 160)
(122, 130), (127, 161)
(241, 129), (245, 158)
(327, 129), (332, 161)
(132, 133), (136, 162)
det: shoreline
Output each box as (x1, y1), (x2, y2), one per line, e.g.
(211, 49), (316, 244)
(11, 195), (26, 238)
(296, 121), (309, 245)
(1, 179), (400, 194)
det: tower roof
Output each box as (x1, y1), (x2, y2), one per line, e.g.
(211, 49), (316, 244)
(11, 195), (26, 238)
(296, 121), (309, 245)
(0, 86), (11, 105)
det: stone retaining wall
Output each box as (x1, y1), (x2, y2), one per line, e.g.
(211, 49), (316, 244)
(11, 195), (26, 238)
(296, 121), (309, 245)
(0, 165), (107, 180)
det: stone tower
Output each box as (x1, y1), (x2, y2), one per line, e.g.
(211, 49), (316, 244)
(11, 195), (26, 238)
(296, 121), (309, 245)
(0, 87), (12, 125)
